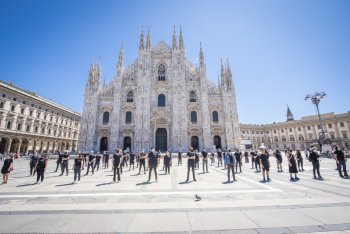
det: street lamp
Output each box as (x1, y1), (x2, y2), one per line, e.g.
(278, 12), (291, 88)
(304, 92), (329, 152)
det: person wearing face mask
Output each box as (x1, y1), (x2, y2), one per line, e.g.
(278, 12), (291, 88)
(309, 146), (323, 180)
(147, 147), (159, 183)
(259, 145), (270, 182)
(333, 145), (348, 178)
(186, 147), (196, 182)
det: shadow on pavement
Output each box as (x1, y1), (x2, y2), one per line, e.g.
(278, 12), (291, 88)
(55, 182), (74, 187)
(96, 182), (113, 186)
(136, 181), (151, 186)
(16, 183), (37, 187)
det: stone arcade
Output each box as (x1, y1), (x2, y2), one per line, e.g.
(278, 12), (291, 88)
(78, 28), (241, 152)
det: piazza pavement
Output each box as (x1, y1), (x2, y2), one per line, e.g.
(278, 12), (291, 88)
(0, 155), (350, 234)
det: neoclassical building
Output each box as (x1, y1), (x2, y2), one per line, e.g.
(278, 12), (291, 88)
(0, 81), (81, 154)
(78, 28), (241, 152)
(240, 107), (350, 150)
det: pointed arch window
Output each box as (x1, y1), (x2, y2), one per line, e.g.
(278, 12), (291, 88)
(127, 91), (134, 102)
(103, 112), (110, 125)
(158, 94), (166, 107)
(189, 91), (197, 102)
(158, 64), (166, 81)
(191, 111), (197, 123)
(125, 111), (132, 123)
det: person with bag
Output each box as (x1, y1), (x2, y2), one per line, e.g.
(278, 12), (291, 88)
(35, 154), (48, 184)
(1, 155), (13, 184)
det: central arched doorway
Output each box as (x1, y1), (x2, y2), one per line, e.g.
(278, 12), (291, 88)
(100, 137), (108, 152)
(123, 137), (131, 151)
(191, 136), (199, 150)
(213, 135), (221, 149)
(155, 128), (167, 152)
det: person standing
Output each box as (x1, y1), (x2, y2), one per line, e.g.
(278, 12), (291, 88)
(85, 152), (95, 175)
(55, 153), (63, 173)
(35, 154), (48, 184)
(186, 147), (196, 182)
(113, 149), (122, 183)
(296, 149), (304, 171)
(333, 146), (348, 178)
(60, 152), (70, 176)
(103, 151), (109, 169)
(210, 152), (215, 166)
(202, 149), (209, 173)
(29, 154), (38, 176)
(94, 153), (101, 171)
(275, 148), (283, 172)
(147, 147), (159, 182)
(217, 149), (223, 167)
(244, 151), (249, 163)
(1, 155), (13, 184)
(195, 150), (200, 169)
(234, 149), (242, 173)
(129, 152), (135, 171)
(178, 151), (182, 166)
(309, 146), (323, 180)
(225, 149), (236, 182)
(304, 149), (309, 160)
(287, 149), (299, 181)
(73, 153), (83, 183)
(259, 146), (270, 182)
(138, 151), (146, 174)
(255, 151), (261, 172)
(164, 151), (171, 174)
(250, 151), (255, 169)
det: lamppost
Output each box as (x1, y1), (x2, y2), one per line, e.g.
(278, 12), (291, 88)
(304, 92), (329, 153)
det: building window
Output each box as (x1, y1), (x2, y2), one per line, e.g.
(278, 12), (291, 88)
(330, 134), (335, 140)
(17, 123), (21, 131)
(242, 130), (245, 134)
(342, 132), (348, 139)
(328, 124), (332, 128)
(35, 126), (38, 133)
(299, 136), (304, 141)
(317, 125), (321, 129)
(21, 108), (24, 114)
(50, 116), (53, 122)
(281, 129), (284, 133)
(289, 128), (292, 132)
(103, 111), (110, 124)
(42, 128), (45, 134)
(26, 125), (30, 132)
(11, 105), (15, 111)
(298, 127), (301, 131)
(292, 144), (296, 150)
(281, 137), (286, 142)
(308, 134), (313, 140)
(157, 64), (166, 81)
(127, 91), (134, 102)
(37, 113), (40, 118)
(158, 94), (166, 107)
(307, 126), (311, 130)
(340, 122), (345, 127)
(212, 111), (219, 122)
(125, 111), (132, 123)
(48, 129), (51, 135)
(189, 91), (197, 102)
(6, 122), (11, 129)
(191, 111), (197, 123)
(0, 102), (3, 108)
(290, 136), (295, 141)
(274, 137), (278, 142)
(274, 130), (276, 134)
(30, 110), (33, 116)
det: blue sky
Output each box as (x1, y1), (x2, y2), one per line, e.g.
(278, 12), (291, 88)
(0, 0), (349, 124)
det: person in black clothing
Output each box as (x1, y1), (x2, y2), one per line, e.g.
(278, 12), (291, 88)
(275, 149), (283, 172)
(309, 146), (323, 180)
(103, 151), (109, 169)
(287, 149), (299, 181)
(210, 152), (215, 166)
(186, 147), (196, 182)
(202, 149), (209, 173)
(29, 154), (38, 176)
(296, 149), (304, 171)
(83, 153), (88, 168)
(250, 151), (255, 169)
(333, 146), (348, 178)
(113, 149), (122, 183)
(234, 150), (242, 173)
(122, 151), (128, 168)
(94, 153), (101, 171)
(1, 155), (13, 184)
(195, 150), (200, 169)
(73, 153), (83, 183)
(178, 151), (182, 165)
(60, 152), (70, 176)
(138, 151), (147, 174)
(255, 151), (261, 172)
(226, 149), (236, 182)
(217, 149), (223, 167)
(129, 152), (136, 171)
(55, 153), (63, 172)
(164, 151), (171, 174)
(35, 154), (48, 184)
(85, 152), (95, 175)
(259, 146), (270, 182)
(147, 147), (159, 182)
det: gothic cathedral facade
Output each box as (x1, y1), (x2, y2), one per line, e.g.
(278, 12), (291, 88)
(78, 28), (241, 153)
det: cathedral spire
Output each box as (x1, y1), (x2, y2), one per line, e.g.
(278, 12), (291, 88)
(287, 105), (294, 122)
(146, 27), (151, 50)
(117, 44), (124, 68)
(172, 26), (177, 50)
(199, 42), (205, 71)
(139, 28), (145, 50)
(179, 26), (184, 50)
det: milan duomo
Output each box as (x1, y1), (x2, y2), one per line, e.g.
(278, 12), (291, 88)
(78, 28), (241, 153)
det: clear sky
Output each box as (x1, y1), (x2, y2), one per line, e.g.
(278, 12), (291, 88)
(1, 0), (349, 124)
